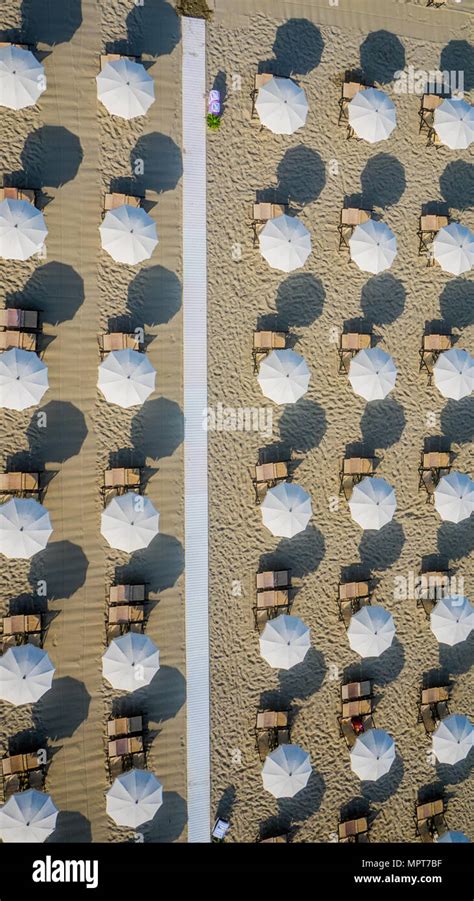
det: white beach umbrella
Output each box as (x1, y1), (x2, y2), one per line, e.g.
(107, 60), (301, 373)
(350, 729), (396, 781)
(348, 88), (396, 143)
(257, 349), (310, 404)
(431, 595), (474, 647)
(0, 45), (46, 110)
(0, 498), (52, 559)
(259, 214), (311, 273)
(349, 347), (397, 401)
(349, 477), (397, 531)
(349, 219), (397, 274)
(436, 831), (470, 843)
(434, 472), (474, 523)
(347, 605), (396, 658)
(260, 482), (312, 538)
(433, 348), (474, 401)
(101, 492), (159, 553)
(0, 199), (47, 260)
(102, 633), (160, 693)
(106, 769), (163, 827)
(99, 205), (158, 265)
(434, 98), (474, 150)
(0, 645), (55, 705)
(432, 714), (474, 766)
(97, 58), (155, 120)
(0, 790), (58, 843)
(98, 349), (156, 409)
(0, 348), (48, 411)
(433, 223), (474, 276)
(259, 614), (310, 670)
(255, 77), (308, 134)
(261, 744), (311, 798)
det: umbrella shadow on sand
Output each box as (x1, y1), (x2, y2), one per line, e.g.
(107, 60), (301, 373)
(130, 133), (183, 197)
(440, 41), (474, 94)
(21, 0), (82, 46)
(275, 146), (326, 209)
(360, 154), (406, 210)
(124, 264), (182, 329)
(278, 399), (327, 453)
(29, 540), (89, 601)
(137, 791), (187, 843)
(439, 161), (474, 213)
(259, 524), (326, 580)
(438, 631), (474, 677)
(277, 647), (326, 705)
(116, 532), (184, 596)
(130, 397), (184, 463)
(105, 0), (180, 59)
(359, 31), (405, 85)
(439, 279), (474, 329)
(360, 274), (406, 326)
(257, 273), (325, 331)
(33, 676), (91, 740)
(259, 19), (324, 78)
(49, 811), (92, 843)
(25, 400), (87, 465)
(441, 397), (474, 445)
(7, 262), (85, 326)
(275, 769), (326, 826)
(9, 126), (83, 191)
(356, 637), (405, 689)
(129, 665), (186, 725)
(437, 519), (474, 565)
(435, 754), (473, 787)
(359, 522), (405, 572)
(360, 397), (406, 450)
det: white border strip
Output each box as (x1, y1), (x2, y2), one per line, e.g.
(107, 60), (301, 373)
(182, 17), (210, 843)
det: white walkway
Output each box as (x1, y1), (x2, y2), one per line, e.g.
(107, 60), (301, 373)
(182, 17), (210, 843)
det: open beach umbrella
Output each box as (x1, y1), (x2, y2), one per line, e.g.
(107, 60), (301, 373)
(259, 214), (311, 273)
(0, 45), (46, 110)
(260, 482), (312, 538)
(348, 605), (396, 658)
(257, 349), (310, 404)
(434, 472), (474, 523)
(430, 595), (474, 647)
(434, 98), (474, 150)
(432, 714), (474, 765)
(0, 498), (52, 559)
(0, 790), (58, 843)
(0, 645), (55, 705)
(259, 614), (310, 670)
(349, 347), (397, 401)
(101, 492), (159, 552)
(0, 348), (48, 410)
(349, 477), (397, 531)
(0, 199), (47, 260)
(348, 88), (396, 143)
(433, 223), (474, 276)
(350, 729), (396, 781)
(433, 348), (474, 400)
(99, 205), (158, 265)
(102, 633), (160, 692)
(98, 349), (156, 408)
(436, 831), (470, 843)
(262, 745), (311, 798)
(106, 769), (163, 827)
(349, 219), (397, 274)
(97, 58), (155, 120)
(255, 77), (308, 134)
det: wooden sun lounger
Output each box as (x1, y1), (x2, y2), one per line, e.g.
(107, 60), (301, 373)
(98, 332), (141, 356)
(0, 472), (40, 497)
(255, 709), (290, 760)
(418, 214), (449, 258)
(0, 309), (40, 331)
(341, 699), (372, 718)
(338, 208), (372, 249)
(107, 715), (143, 738)
(338, 581), (371, 628)
(251, 72), (275, 117)
(256, 570), (291, 591)
(253, 462), (289, 502)
(1, 751), (44, 776)
(2, 614), (42, 637)
(259, 834), (288, 843)
(107, 604), (145, 626)
(338, 331), (372, 373)
(341, 680), (372, 702)
(0, 187), (36, 205)
(339, 713), (374, 748)
(338, 816), (368, 842)
(419, 93), (444, 134)
(102, 468), (141, 497)
(419, 333), (452, 382)
(251, 202), (288, 244)
(0, 330), (37, 352)
(252, 330), (287, 371)
(419, 452), (451, 498)
(417, 570), (450, 614)
(107, 735), (143, 758)
(254, 589), (291, 627)
(104, 192), (142, 211)
(109, 584), (147, 604)
(415, 798), (445, 841)
(416, 799), (444, 823)
(338, 80), (367, 125)
(339, 457), (375, 498)
(421, 686), (449, 706)
(420, 704), (437, 734)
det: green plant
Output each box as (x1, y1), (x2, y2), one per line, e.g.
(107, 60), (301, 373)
(207, 113), (221, 130)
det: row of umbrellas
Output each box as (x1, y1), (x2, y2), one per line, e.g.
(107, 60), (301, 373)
(255, 77), (474, 149)
(259, 213), (474, 275)
(257, 346), (474, 403)
(0, 348), (156, 411)
(259, 473), (474, 538)
(0, 46), (155, 120)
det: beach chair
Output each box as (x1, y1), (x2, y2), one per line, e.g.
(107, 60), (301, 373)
(0, 471), (41, 499)
(0, 330), (37, 352)
(417, 214), (449, 260)
(254, 589), (291, 628)
(418, 686), (450, 730)
(339, 456), (375, 499)
(433, 813), (448, 838)
(102, 467), (142, 500)
(339, 711), (374, 748)
(107, 604), (145, 636)
(2, 613), (42, 647)
(338, 75), (370, 128)
(255, 710), (290, 761)
(109, 584), (147, 605)
(419, 704), (437, 734)
(253, 461), (290, 504)
(2, 773), (21, 800)
(415, 798), (445, 839)
(252, 330), (287, 372)
(418, 451), (451, 500)
(256, 570), (291, 592)
(338, 208), (372, 250)
(0, 186), (36, 205)
(341, 680), (372, 703)
(250, 202), (288, 245)
(337, 580), (371, 628)
(107, 715), (144, 739)
(337, 331), (372, 373)
(417, 818), (433, 842)
(417, 567), (450, 614)
(0, 308), (40, 332)
(250, 72), (275, 118)
(98, 332), (142, 357)
(108, 756), (124, 780)
(419, 332), (452, 383)
(259, 833), (289, 843)
(103, 192), (143, 212)
(338, 816), (369, 843)
(418, 93), (444, 134)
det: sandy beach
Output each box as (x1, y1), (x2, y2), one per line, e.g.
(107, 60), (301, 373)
(0, 0), (185, 842)
(206, 2), (473, 841)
